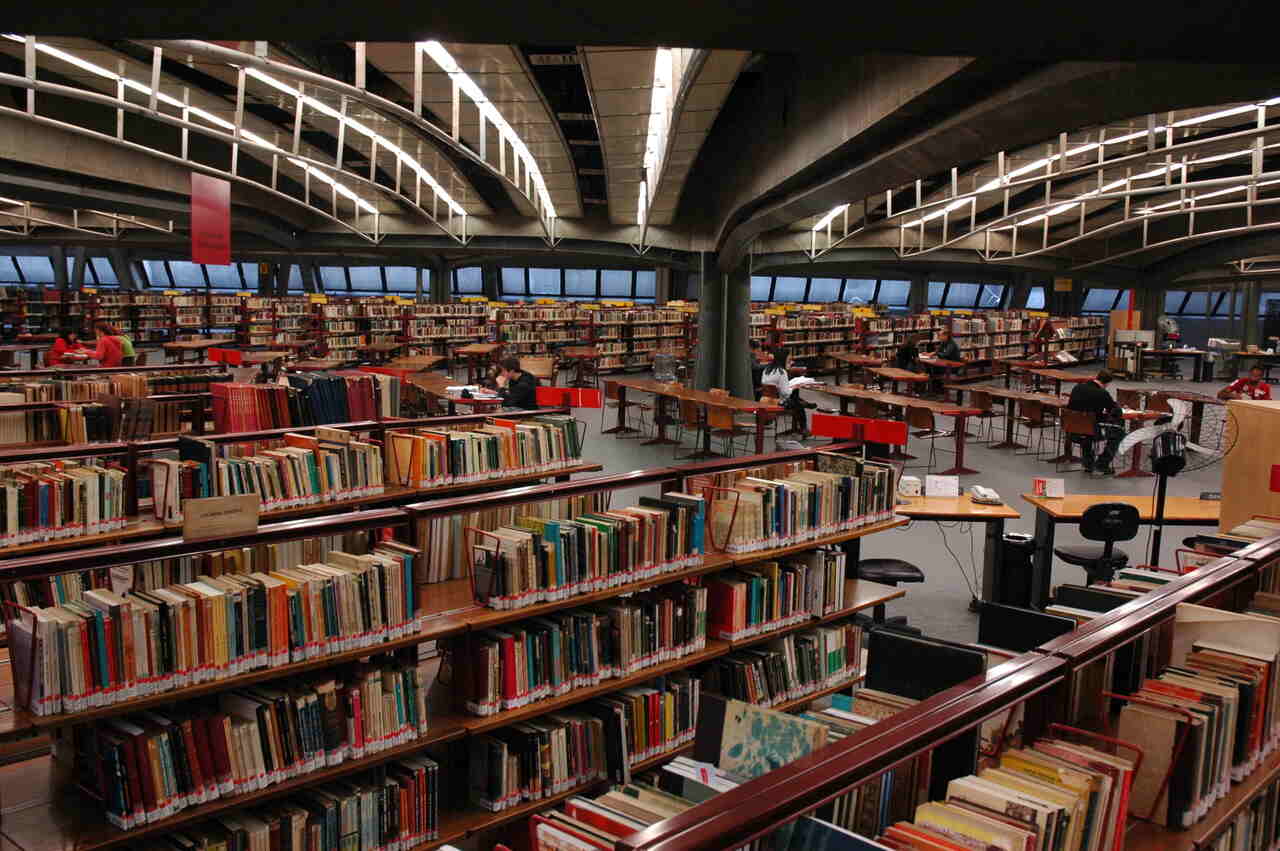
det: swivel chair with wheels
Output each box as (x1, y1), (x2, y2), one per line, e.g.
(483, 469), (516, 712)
(853, 557), (925, 626)
(1053, 502), (1140, 585)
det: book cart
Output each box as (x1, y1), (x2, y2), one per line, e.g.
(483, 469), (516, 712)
(0, 443), (910, 850)
(617, 535), (1280, 851)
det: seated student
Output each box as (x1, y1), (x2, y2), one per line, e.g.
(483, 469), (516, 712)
(109, 324), (137, 366)
(762, 350), (816, 417)
(921, 327), (963, 393)
(749, 340), (768, 394)
(1218, 365), (1272, 400)
(47, 329), (89, 365)
(495, 356), (539, 410)
(894, 333), (922, 371)
(1067, 368), (1125, 475)
(90, 321), (125, 368)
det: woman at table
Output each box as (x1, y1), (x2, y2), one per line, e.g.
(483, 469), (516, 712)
(46, 328), (89, 366)
(762, 350), (816, 417)
(894, 333), (923, 370)
(90, 320), (126, 367)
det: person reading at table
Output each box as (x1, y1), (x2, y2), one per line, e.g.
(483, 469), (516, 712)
(895, 334), (923, 370)
(1067, 369), (1124, 475)
(763, 350), (816, 417)
(922, 327), (963, 393)
(90, 321), (126, 367)
(1218, 365), (1272, 400)
(47, 328), (89, 365)
(495, 356), (539, 410)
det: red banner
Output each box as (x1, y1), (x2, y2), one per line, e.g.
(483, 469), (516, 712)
(191, 172), (231, 265)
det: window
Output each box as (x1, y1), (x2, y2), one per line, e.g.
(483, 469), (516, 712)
(772, 276), (806, 301)
(1180, 291), (1210, 316)
(1083, 288), (1120, 313)
(843, 279), (876, 304)
(978, 284), (1005, 308)
(1112, 290), (1130, 311)
(0, 258), (18, 283)
(1164, 290), (1189, 314)
(944, 283), (980, 307)
(319, 267), (348, 291)
(239, 262), (259, 288)
(205, 263), (240, 289)
(168, 261), (206, 288)
(877, 280), (910, 307)
(92, 258), (119, 286)
(285, 265), (305, 291)
(807, 277), (841, 303)
(927, 282), (947, 307)
(1211, 291), (1235, 317)
(749, 276), (772, 301)
(1025, 286), (1046, 309)
(1260, 292), (1280, 315)
(385, 267), (419, 293)
(528, 268), (561, 296)
(65, 256), (76, 282)
(565, 269), (597, 298)
(634, 270), (656, 301)
(15, 256), (54, 284)
(141, 260), (170, 287)
(601, 269), (633, 297)
(501, 268), (526, 296)
(348, 267), (382, 292)
(454, 267), (482, 294)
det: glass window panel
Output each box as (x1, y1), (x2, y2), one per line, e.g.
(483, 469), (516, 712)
(140, 260), (168, 287)
(66, 256), (75, 281)
(205, 263), (239, 288)
(168, 261), (206, 288)
(635, 270), (656, 298)
(807, 277), (841, 303)
(927, 281), (947, 306)
(15, 256), (54, 283)
(842, 279), (876, 304)
(600, 269), (632, 297)
(284, 265), (303, 291)
(454, 267), (482, 293)
(564, 269), (597, 297)
(749, 275), (772, 301)
(348, 267), (382, 291)
(0, 258), (18, 283)
(501, 268), (526, 295)
(771, 276), (805, 301)
(319, 267), (347, 290)
(978, 284), (1005, 308)
(86, 258), (116, 286)
(944, 283), (980, 307)
(238, 262), (258, 288)
(1181, 291), (1209, 316)
(529, 268), (561, 296)
(384, 266), (418, 292)
(1025, 286), (1046, 309)
(877, 280), (910, 306)
(1164, 290), (1188, 314)
(1114, 290), (1131, 311)
(1083, 288), (1120, 312)
(1211, 291), (1236, 317)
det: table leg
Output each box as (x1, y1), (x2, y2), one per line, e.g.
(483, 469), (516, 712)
(979, 518), (1005, 605)
(940, 413), (979, 475)
(839, 397), (851, 416)
(991, 399), (1026, 450)
(602, 385), (639, 435)
(886, 405), (917, 461)
(1030, 510), (1055, 608)
(1189, 401), (1204, 445)
(1004, 364), (1012, 388)
(642, 395), (678, 445)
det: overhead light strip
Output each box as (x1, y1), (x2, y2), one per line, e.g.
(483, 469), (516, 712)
(419, 41), (555, 218)
(5, 34), (378, 215)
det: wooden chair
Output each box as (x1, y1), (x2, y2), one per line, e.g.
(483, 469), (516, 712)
(519, 356), (556, 385)
(1146, 392), (1173, 414)
(905, 406), (952, 473)
(707, 403), (750, 457)
(756, 384), (786, 446)
(602, 379), (651, 438)
(1058, 409), (1099, 472)
(854, 397), (883, 419)
(1115, 388), (1142, 410)
(675, 397), (709, 457)
(1015, 399), (1055, 458)
(967, 390), (999, 443)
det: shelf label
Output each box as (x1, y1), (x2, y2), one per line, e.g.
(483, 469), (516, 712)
(183, 494), (260, 542)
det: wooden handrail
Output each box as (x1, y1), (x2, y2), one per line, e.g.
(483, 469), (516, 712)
(0, 361), (224, 378)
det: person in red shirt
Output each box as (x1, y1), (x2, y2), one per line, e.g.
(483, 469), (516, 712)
(46, 329), (89, 365)
(90, 320), (124, 367)
(1219, 365), (1273, 400)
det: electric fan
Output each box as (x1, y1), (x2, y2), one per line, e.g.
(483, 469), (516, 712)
(1115, 395), (1238, 564)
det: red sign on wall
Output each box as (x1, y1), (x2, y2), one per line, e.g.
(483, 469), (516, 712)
(191, 172), (231, 265)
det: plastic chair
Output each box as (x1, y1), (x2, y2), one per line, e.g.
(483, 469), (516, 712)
(854, 557), (925, 625)
(707, 403), (750, 457)
(1015, 399), (1054, 458)
(675, 397), (708, 457)
(1054, 502), (1140, 585)
(1057, 409), (1098, 473)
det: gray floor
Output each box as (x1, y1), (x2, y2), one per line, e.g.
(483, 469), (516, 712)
(567, 367), (1230, 645)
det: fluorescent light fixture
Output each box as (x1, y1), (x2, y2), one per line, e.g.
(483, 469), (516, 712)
(419, 40), (556, 218)
(5, 35), (380, 216)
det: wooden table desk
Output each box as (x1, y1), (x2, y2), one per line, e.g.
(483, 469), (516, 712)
(918, 355), (968, 389)
(290, 358), (349, 371)
(813, 384), (982, 475)
(610, 377), (781, 456)
(389, 355), (447, 371)
(868, 366), (930, 395)
(1022, 492), (1221, 606)
(409, 371), (505, 415)
(1235, 351), (1280, 379)
(997, 358), (1052, 388)
(1029, 368), (1092, 395)
(558, 345), (600, 387)
(239, 350), (291, 365)
(829, 352), (884, 385)
(163, 339), (229, 363)
(897, 494), (1022, 604)
(453, 342), (503, 383)
(1142, 347), (1211, 381)
(362, 341), (408, 364)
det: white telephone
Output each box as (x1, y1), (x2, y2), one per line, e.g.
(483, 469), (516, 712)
(969, 485), (1002, 505)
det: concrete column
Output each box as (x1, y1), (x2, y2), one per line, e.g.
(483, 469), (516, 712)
(426, 256), (449, 303)
(1244, 279), (1261, 347)
(481, 264), (500, 301)
(256, 262), (274, 296)
(908, 275), (928, 313)
(1006, 272), (1031, 311)
(696, 260), (751, 396)
(1136, 285), (1164, 330)
(68, 247), (87, 290)
(299, 263), (319, 294)
(109, 249), (137, 291)
(655, 267), (671, 305)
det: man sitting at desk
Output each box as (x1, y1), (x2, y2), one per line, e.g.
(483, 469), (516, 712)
(1218, 365), (1272, 400)
(922, 327), (963, 394)
(495, 357), (539, 410)
(1067, 369), (1124, 475)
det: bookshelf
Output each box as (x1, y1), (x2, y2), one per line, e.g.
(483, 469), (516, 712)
(494, 305), (590, 357)
(586, 305), (691, 372)
(0, 443), (907, 851)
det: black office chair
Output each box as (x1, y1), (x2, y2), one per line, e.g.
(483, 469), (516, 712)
(1053, 502), (1140, 585)
(853, 557), (925, 626)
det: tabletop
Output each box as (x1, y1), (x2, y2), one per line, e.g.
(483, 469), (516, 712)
(558, 346), (600, 359)
(454, 343), (502, 355)
(830, 353), (884, 365)
(897, 494), (1021, 521)
(1029, 368), (1093, 382)
(163, 339), (227, 350)
(1148, 347), (1207, 355)
(869, 366), (930, 381)
(918, 356), (967, 368)
(613, 377), (775, 412)
(240, 350), (291, 364)
(389, 355), (447, 369)
(814, 383), (978, 416)
(290, 358), (349, 370)
(1022, 492), (1221, 523)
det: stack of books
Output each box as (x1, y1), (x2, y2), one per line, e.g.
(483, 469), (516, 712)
(0, 460), (128, 545)
(385, 414), (582, 487)
(8, 543), (423, 717)
(469, 712), (608, 812)
(706, 550), (848, 640)
(464, 585), (707, 716)
(702, 624), (864, 707)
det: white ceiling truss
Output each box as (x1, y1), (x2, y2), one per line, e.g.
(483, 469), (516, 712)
(0, 198), (174, 238)
(806, 98), (1280, 270)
